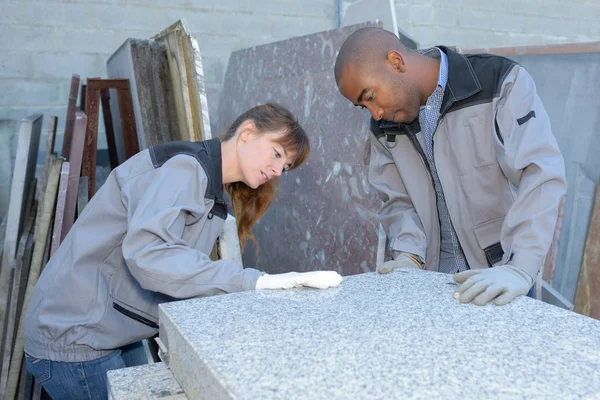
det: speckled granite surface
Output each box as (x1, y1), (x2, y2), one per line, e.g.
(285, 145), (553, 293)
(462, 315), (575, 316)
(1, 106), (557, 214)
(107, 362), (187, 400)
(159, 269), (600, 399)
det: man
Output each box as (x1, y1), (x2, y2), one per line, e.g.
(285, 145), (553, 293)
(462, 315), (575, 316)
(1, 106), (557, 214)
(334, 27), (565, 306)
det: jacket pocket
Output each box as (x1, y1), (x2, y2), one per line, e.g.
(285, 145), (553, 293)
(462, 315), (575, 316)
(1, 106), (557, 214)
(473, 216), (505, 266)
(109, 271), (159, 329)
(113, 303), (158, 329)
(462, 115), (496, 168)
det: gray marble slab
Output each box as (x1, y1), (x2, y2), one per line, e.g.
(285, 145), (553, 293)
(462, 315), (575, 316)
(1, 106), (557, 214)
(158, 269), (600, 399)
(107, 362), (187, 400)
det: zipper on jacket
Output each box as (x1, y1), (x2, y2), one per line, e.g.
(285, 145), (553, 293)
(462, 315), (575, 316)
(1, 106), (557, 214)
(113, 303), (159, 329)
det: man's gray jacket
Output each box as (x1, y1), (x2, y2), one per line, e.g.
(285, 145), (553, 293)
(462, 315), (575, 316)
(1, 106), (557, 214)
(369, 47), (566, 279)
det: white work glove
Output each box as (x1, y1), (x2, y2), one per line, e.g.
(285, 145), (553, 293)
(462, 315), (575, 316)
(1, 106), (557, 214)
(453, 264), (534, 306)
(377, 253), (421, 274)
(255, 271), (343, 290)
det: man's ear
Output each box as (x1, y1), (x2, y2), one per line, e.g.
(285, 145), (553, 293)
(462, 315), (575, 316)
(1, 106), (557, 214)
(238, 120), (257, 142)
(387, 50), (406, 73)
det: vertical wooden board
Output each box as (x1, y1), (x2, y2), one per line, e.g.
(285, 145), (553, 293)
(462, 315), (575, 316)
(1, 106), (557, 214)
(1, 141), (39, 351)
(153, 26), (190, 142)
(2, 114), (42, 267)
(152, 41), (180, 143)
(62, 74), (80, 159)
(187, 32), (212, 140)
(33, 116), (58, 246)
(82, 85), (101, 199)
(5, 158), (62, 399)
(574, 184), (600, 320)
(100, 89), (119, 169)
(62, 112), (87, 241)
(38, 116), (58, 205)
(115, 83), (140, 160)
(50, 161), (70, 256)
(181, 35), (202, 141)
(0, 214), (34, 398)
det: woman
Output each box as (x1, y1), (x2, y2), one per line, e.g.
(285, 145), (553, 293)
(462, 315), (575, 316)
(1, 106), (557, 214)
(24, 103), (342, 399)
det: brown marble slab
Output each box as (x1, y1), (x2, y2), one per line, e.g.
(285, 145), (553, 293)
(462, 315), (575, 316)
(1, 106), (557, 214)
(216, 22), (382, 276)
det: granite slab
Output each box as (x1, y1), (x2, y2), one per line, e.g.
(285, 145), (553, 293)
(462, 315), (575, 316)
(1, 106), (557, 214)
(107, 362), (187, 400)
(158, 269), (600, 399)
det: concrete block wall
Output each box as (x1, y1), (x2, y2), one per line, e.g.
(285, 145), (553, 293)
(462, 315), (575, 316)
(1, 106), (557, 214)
(0, 0), (599, 157)
(393, 0), (600, 49)
(0, 0), (337, 155)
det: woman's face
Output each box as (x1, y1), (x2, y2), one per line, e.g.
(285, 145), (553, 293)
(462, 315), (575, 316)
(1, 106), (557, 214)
(238, 129), (296, 189)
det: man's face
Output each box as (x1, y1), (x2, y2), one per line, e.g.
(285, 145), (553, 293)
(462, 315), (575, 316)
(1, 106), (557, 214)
(337, 57), (421, 124)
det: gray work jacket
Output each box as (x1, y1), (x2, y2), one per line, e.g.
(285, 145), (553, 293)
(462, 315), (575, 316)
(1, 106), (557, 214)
(369, 47), (566, 280)
(24, 139), (262, 362)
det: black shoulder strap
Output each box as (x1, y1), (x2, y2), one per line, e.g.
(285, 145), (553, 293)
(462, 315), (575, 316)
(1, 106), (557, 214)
(370, 118), (405, 149)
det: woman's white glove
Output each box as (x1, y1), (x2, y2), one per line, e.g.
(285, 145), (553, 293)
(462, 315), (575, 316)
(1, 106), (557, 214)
(255, 271), (343, 290)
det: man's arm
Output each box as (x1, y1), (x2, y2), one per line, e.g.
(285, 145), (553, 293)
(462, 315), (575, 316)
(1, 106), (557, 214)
(454, 65), (566, 306)
(494, 65), (566, 280)
(368, 134), (427, 266)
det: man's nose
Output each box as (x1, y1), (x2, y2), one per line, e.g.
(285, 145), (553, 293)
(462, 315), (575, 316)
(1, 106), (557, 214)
(368, 105), (384, 121)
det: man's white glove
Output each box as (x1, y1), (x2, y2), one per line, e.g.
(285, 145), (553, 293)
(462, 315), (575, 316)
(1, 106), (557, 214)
(255, 271), (343, 290)
(377, 253), (421, 274)
(453, 264), (534, 306)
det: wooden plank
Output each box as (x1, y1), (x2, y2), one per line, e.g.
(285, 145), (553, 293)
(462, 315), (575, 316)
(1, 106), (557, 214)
(50, 161), (70, 256)
(100, 89), (119, 169)
(0, 178), (37, 350)
(185, 28), (213, 140)
(35, 116), (58, 236)
(0, 213), (34, 398)
(153, 27), (191, 142)
(2, 115), (42, 268)
(38, 116), (58, 209)
(87, 78), (131, 91)
(574, 184), (600, 320)
(81, 84), (101, 199)
(115, 82), (140, 159)
(61, 74), (80, 159)
(5, 159), (63, 399)
(61, 111), (87, 241)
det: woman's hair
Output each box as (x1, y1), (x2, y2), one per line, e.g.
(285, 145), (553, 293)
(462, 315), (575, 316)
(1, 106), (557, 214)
(221, 103), (310, 250)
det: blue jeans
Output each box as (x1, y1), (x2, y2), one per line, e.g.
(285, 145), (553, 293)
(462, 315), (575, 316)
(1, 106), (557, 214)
(25, 341), (148, 400)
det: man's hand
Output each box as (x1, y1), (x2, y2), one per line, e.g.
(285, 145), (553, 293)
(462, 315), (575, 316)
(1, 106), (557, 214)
(255, 271), (342, 290)
(453, 265), (534, 306)
(377, 253), (421, 274)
